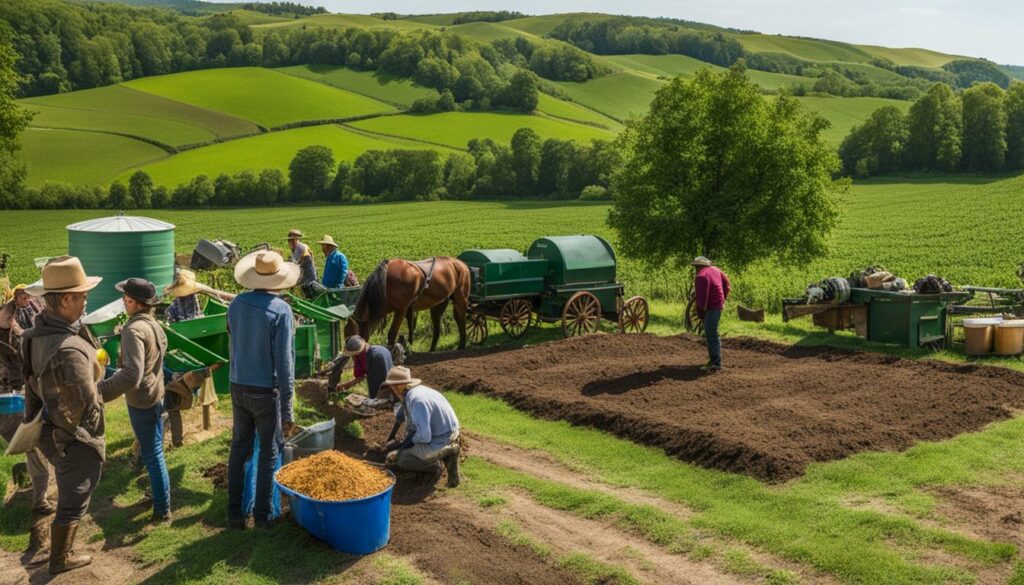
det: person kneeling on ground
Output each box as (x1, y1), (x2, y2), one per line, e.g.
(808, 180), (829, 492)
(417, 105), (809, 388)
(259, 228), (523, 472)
(379, 366), (460, 488)
(692, 256), (730, 372)
(98, 278), (172, 523)
(328, 335), (393, 398)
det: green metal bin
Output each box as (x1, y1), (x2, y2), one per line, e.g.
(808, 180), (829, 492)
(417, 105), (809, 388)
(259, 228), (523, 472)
(457, 249), (546, 300)
(849, 288), (968, 348)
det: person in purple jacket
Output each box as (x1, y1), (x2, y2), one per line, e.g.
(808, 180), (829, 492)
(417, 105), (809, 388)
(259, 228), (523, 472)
(692, 256), (731, 371)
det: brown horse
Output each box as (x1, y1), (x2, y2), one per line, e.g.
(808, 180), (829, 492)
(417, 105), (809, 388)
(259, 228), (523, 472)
(353, 257), (471, 351)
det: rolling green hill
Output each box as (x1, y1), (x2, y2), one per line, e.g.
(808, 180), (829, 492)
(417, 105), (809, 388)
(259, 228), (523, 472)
(19, 128), (169, 187)
(252, 13), (437, 30)
(123, 68), (398, 128)
(347, 111), (615, 149)
(601, 54), (814, 90)
(276, 65), (438, 108)
(535, 93), (620, 129)
(856, 45), (963, 68)
(553, 72), (665, 121)
(795, 96), (912, 144)
(114, 125), (458, 188)
(19, 85), (259, 146)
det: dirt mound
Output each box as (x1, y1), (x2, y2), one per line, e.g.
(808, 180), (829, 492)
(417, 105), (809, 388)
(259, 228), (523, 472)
(202, 462), (228, 489)
(413, 334), (1024, 482)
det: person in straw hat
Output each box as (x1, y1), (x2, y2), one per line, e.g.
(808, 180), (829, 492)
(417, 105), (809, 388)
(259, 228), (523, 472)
(97, 278), (172, 523)
(379, 365), (461, 488)
(226, 250), (300, 529)
(318, 235), (349, 290)
(21, 256), (107, 574)
(691, 256), (731, 372)
(286, 229), (319, 298)
(163, 269), (205, 324)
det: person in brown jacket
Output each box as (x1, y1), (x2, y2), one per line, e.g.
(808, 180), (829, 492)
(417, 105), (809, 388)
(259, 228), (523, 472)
(97, 278), (170, 523)
(22, 257), (106, 575)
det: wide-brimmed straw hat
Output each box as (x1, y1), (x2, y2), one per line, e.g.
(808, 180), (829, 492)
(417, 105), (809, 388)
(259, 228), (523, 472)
(164, 269), (200, 298)
(690, 256), (713, 267)
(377, 366), (421, 400)
(341, 335), (369, 357)
(26, 256), (102, 296)
(286, 229), (303, 240)
(234, 251), (300, 291)
(318, 235), (338, 248)
(115, 278), (160, 305)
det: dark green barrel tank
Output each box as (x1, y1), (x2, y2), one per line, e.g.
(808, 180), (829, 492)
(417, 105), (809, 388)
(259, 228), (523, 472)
(67, 215), (175, 312)
(527, 235), (617, 287)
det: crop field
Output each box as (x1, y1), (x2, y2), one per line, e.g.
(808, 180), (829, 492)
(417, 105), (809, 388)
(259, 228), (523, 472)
(276, 65), (438, 108)
(112, 125), (457, 188)
(346, 111), (616, 148)
(796, 96), (912, 144)
(553, 72), (666, 121)
(535, 93), (620, 128)
(123, 68), (397, 128)
(601, 54), (814, 90)
(18, 128), (169, 187)
(19, 85), (259, 145)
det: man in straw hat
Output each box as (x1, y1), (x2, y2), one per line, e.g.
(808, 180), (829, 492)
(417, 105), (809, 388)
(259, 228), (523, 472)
(21, 256), (107, 574)
(98, 278), (171, 523)
(691, 256), (731, 372)
(164, 269), (205, 324)
(226, 250), (299, 529)
(379, 366), (461, 488)
(329, 335), (393, 399)
(286, 229), (320, 298)
(318, 235), (350, 290)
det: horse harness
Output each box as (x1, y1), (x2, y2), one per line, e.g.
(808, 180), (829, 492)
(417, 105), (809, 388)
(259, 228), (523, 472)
(411, 257), (438, 304)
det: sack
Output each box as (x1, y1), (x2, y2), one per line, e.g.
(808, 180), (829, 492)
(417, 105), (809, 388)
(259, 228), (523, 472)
(5, 409), (42, 455)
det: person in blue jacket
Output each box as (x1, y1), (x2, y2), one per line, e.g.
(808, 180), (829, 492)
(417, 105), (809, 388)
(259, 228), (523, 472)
(318, 235), (349, 290)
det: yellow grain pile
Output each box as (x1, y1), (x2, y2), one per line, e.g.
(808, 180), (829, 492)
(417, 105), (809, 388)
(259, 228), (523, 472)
(277, 450), (393, 501)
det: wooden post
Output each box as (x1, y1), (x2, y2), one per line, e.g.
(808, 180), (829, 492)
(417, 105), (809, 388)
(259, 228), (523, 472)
(203, 404), (212, 430)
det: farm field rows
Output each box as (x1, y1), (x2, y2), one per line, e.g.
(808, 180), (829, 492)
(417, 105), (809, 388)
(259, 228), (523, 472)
(111, 125), (458, 188)
(19, 128), (169, 187)
(276, 64), (438, 108)
(123, 68), (398, 128)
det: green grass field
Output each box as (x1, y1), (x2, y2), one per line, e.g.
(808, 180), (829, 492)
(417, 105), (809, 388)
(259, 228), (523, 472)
(553, 72), (665, 121)
(18, 128), (169, 187)
(123, 68), (397, 128)
(113, 124), (457, 188)
(20, 85), (259, 145)
(346, 111), (616, 148)
(729, 33), (877, 63)
(535, 93), (620, 128)
(252, 13), (438, 30)
(857, 44), (961, 68)
(796, 95), (912, 144)
(602, 54), (814, 91)
(276, 64), (438, 108)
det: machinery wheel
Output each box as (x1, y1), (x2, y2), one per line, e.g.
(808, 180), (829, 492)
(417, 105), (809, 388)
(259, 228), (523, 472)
(684, 290), (704, 335)
(618, 296), (649, 334)
(467, 309), (488, 344)
(561, 292), (601, 337)
(499, 298), (532, 339)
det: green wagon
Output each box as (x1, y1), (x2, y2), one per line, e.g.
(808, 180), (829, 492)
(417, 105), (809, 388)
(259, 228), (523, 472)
(458, 235), (649, 342)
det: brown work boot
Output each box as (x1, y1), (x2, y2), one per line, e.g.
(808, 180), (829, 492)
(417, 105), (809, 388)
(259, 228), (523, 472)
(24, 513), (52, 568)
(441, 444), (461, 488)
(49, 521), (92, 575)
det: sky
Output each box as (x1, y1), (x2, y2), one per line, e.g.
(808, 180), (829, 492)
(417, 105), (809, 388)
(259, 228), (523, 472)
(225, 0), (1023, 64)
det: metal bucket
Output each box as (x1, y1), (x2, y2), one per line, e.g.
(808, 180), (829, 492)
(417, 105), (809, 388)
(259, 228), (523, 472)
(284, 419), (336, 464)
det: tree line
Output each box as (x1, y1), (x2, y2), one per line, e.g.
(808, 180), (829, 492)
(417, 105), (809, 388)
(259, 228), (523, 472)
(839, 81), (1024, 177)
(2, 128), (618, 210)
(0, 0), (604, 100)
(241, 2), (327, 17)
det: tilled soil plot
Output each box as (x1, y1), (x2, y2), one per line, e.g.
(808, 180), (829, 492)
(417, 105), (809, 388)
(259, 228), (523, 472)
(411, 334), (1024, 482)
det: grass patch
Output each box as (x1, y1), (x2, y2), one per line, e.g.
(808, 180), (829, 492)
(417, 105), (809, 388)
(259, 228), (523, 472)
(18, 127), (169, 187)
(558, 552), (640, 585)
(344, 420), (365, 440)
(451, 392), (1020, 584)
(477, 494), (508, 508)
(495, 519), (552, 558)
(372, 554), (426, 585)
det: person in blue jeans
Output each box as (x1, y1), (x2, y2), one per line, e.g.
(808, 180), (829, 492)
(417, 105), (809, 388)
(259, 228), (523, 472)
(97, 278), (171, 522)
(226, 251), (299, 529)
(691, 257), (731, 371)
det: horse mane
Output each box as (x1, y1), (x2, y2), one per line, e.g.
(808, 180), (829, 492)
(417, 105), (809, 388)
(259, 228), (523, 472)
(355, 260), (389, 333)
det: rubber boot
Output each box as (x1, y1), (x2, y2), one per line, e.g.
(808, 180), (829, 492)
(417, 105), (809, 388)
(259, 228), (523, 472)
(441, 445), (461, 488)
(24, 513), (53, 568)
(49, 521), (92, 575)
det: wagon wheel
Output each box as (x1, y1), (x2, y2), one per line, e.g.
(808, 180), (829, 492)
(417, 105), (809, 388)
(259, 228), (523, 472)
(499, 298), (532, 339)
(683, 290), (704, 335)
(467, 309), (488, 344)
(618, 296), (649, 334)
(561, 292), (601, 338)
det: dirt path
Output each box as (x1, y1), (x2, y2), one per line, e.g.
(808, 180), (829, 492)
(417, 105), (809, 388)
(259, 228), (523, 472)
(0, 536), (151, 585)
(412, 334), (1024, 482)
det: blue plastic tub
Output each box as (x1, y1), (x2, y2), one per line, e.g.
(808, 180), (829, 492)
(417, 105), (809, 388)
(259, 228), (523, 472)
(0, 394), (25, 415)
(275, 469), (395, 555)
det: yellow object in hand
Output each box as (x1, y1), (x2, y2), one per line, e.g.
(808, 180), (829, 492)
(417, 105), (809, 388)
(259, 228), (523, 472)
(96, 348), (110, 367)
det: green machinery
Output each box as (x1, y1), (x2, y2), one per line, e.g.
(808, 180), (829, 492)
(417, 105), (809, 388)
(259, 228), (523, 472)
(458, 235), (649, 342)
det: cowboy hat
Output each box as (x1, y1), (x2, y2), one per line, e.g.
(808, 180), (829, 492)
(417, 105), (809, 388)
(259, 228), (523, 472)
(164, 269), (200, 298)
(26, 256), (102, 296)
(115, 278), (160, 305)
(377, 366), (421, 400)
(690, 256), (713, 267)
(234, 250), (300, 291)
(286, 229), (303, 240)
(318, 235), (338, 248)
(341, 335), (369, 357)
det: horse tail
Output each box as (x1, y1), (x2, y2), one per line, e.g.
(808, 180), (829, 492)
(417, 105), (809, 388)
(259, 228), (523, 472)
(355, 260), (389, 333)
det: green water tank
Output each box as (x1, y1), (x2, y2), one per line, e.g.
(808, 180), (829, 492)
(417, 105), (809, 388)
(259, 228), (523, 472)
(67, 215), (175, 312)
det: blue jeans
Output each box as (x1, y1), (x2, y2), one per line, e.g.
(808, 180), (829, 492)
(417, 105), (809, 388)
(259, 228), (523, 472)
(127, 402), (171, 516)
(227, 384), (282, 525)
(704, 308), (722, 367)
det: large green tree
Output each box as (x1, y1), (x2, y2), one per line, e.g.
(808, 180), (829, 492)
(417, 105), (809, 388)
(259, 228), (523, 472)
(608, 64), (844, 270)
(961, 82), (1007, 172)
(0, 33), (33, 208)
(289, 145), (335, 202)
(1005, 81), (1024, 171)
(838, 106), (909, 177)
(510, 127), (541, 196)
(904, 83), (962, 172)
